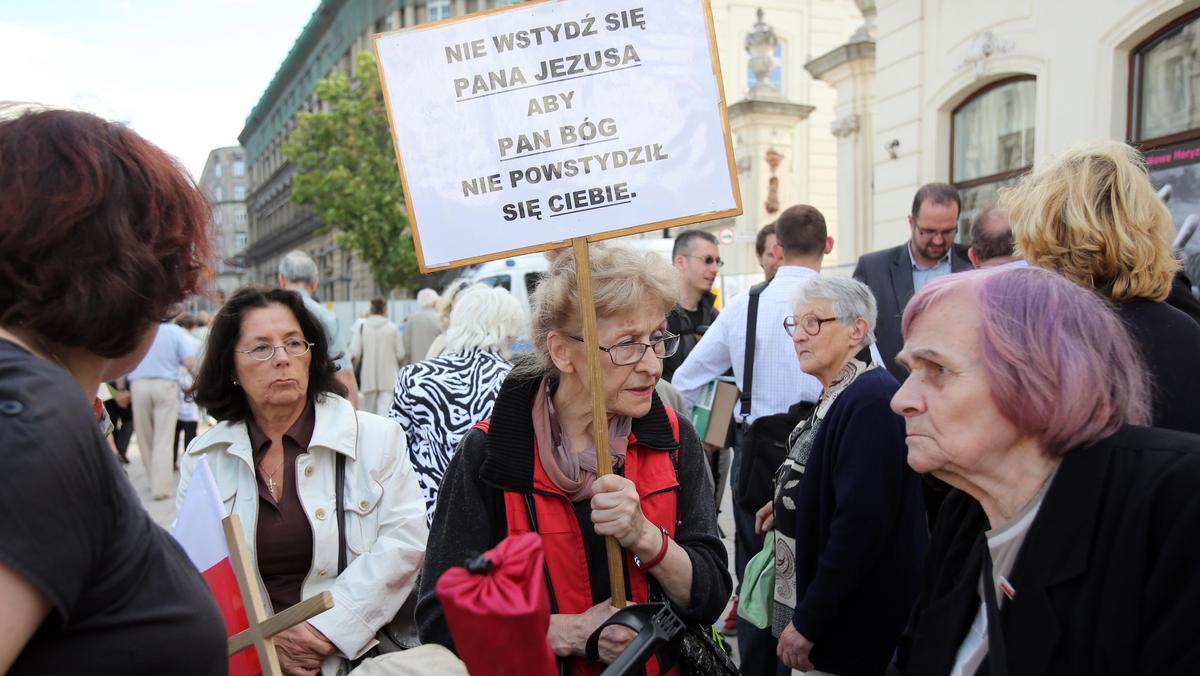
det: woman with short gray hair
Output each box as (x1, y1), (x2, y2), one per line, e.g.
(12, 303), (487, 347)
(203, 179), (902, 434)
(754, 276), (927, 675)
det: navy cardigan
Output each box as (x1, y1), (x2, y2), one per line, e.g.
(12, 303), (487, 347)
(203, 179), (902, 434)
(789, 367), (928, 676)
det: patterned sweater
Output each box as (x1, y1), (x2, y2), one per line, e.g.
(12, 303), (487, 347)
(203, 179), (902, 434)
(388, 349), (512, 523)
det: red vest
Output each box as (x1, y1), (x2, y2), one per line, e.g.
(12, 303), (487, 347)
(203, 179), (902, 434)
(476, 407), (682, 676)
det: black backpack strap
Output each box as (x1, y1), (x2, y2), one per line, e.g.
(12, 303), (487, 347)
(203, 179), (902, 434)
(740, 281), (771, 423)
(336, 409), (361, 575)
(336, 452), (347, 573)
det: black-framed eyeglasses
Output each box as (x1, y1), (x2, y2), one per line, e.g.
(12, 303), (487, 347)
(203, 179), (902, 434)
(915, 226), (958, 241)
(684, 254), (724, 268)
(568, 332), (680, 366)
(783, 314), (838, 337)
(236, 338), (314, 361)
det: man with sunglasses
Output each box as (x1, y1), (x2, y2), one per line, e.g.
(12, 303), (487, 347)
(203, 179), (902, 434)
(663, 229), (723, 382)
(852, 182), (971, 383)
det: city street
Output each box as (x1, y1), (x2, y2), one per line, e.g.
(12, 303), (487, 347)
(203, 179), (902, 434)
(124, 431), (195, 529)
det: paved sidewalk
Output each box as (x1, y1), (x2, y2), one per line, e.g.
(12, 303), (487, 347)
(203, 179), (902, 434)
(124, 431), (193, 529)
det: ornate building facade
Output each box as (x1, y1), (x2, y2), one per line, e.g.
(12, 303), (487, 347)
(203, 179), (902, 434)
(238, 0), (524, 300)
(821, 0), (1200, 268)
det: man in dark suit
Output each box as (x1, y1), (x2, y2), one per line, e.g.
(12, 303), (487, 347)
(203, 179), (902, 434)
(853, 183), (972, 382)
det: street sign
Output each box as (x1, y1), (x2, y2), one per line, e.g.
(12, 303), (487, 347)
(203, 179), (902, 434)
(374, 0), (741, 272)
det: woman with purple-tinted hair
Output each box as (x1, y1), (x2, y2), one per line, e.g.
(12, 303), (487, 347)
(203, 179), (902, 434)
(889, 267), (1200, 675)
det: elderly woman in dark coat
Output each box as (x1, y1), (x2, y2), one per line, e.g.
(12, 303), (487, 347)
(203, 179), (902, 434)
(891, 267), (1200, 674)
(755, 277), (926, 675)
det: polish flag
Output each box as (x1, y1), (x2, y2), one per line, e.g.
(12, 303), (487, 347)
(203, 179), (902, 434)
(172, 458), (261, 676)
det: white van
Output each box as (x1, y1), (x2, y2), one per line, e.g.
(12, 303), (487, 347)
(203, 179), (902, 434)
(470, 236), (677, 308)
(470, 254), (549, 309)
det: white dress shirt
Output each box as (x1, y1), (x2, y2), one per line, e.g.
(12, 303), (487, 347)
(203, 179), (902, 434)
(671, 266), (825, 423)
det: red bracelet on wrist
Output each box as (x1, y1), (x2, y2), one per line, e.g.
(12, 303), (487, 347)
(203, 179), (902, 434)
(633, 525), (670, 571)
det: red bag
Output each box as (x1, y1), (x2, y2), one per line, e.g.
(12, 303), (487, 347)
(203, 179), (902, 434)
(435, 532), (557, 676)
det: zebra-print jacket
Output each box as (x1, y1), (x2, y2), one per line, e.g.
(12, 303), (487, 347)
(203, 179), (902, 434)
(388, 348), (513, 524)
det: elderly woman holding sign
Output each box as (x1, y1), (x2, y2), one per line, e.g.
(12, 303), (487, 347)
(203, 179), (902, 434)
(417, 243), (732, 674)
(892, 267), (1200, 674)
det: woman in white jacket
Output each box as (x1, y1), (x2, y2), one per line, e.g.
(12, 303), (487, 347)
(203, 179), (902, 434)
(178, 287), (428, 676)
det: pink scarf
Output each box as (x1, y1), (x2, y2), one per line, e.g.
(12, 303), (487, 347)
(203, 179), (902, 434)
(531, 376), (632, 502)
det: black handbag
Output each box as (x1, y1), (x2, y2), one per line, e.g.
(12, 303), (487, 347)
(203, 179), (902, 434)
(732, 281), (815, 514)
(585, 603), (739, 676)
(675, 622), (739, 676)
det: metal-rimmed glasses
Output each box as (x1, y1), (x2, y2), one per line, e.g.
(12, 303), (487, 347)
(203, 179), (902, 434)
(783, 314), (838, 337)
(568, 332), (680, 365)
(235, 338), (314, 361)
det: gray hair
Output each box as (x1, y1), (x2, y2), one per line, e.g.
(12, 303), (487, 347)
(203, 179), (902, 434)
(791, 277), (877, 346)
(278, 250), (318, 285)
(416, 288), (439, 308)
(517, 242), (678, 375)
(444, 286), (527, 357)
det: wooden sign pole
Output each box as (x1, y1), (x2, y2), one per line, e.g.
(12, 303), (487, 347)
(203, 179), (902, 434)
(223, 515), (335, 675)
(571, 237), (627, 609)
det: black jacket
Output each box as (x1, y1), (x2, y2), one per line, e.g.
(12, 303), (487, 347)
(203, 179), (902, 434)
(663, 290), (719, 382)
(1116, 299), (1200, 435)
(1166, 270), (1200, 326)
(895, 425), (1200, 675)
(415, 371), (732, 652)
(852, 243), (971, 382)
(788, 368), (927, 676)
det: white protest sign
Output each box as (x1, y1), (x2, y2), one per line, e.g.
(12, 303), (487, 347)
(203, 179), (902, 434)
(374, 0), (741, 272)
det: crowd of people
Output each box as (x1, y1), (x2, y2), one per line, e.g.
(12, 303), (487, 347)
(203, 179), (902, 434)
(3, 106), (1200, 676)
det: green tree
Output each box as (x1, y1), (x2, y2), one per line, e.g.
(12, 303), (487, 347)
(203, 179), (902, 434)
(283, 51), (417, 292)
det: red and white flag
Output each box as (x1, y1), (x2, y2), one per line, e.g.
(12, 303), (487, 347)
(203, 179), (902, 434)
(172, 458), (261, 676)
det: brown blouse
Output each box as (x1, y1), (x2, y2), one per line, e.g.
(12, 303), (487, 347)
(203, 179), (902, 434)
(248, 402), (316, 612)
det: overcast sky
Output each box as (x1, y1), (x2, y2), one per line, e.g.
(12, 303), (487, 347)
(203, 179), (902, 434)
(1, 0), (321, 178)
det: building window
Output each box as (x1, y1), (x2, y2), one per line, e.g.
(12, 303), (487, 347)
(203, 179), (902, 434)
(214, 161), (222, 178)
(950, 77), (1036, 236)
(213, 185), (224, 202)
(428, 0), (451, 22)
(235, 209), (246, 226)
(1133, 9), (1200, 276)
(234, 185), (246, 200)
(212, 209), (222, 225)
(233, 159), (245, 177)
(235, 233), (248, 250)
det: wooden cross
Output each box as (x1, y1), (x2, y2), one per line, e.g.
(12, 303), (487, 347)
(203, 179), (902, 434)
(223, 514), (335, 676)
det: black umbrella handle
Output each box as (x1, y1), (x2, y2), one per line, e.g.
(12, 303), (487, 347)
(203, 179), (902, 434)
(585, 603), (685, 676)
